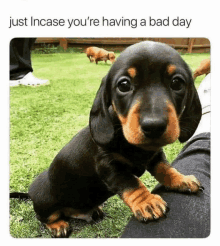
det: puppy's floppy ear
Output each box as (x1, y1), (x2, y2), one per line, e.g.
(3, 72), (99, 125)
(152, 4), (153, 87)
(89, 75), (114, 146)
(179, 79), (202, 143)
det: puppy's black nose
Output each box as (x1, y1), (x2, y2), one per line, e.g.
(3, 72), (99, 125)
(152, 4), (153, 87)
(140, 117), (167, 139)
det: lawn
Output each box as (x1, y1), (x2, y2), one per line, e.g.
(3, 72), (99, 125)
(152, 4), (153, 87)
(9, 48), (210, 238)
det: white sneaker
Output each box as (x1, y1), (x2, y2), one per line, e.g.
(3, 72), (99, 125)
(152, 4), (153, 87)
(10, 72), (49, 87)
(9, 80), (20, 87)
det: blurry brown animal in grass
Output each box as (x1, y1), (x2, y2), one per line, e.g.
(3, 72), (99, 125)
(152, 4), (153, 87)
(193, 59), (210, 80)
(86, 47), (116, 64)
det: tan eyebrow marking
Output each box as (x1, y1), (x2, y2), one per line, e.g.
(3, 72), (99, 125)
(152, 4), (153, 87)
(128, 67), (137, 78)
(167, 65), (176, 75)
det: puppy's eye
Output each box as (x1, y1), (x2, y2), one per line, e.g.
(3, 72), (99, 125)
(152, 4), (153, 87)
(170, 78), (184, 91)
(117, 79), (132, 93)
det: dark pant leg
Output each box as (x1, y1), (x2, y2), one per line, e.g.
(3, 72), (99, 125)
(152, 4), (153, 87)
(10, 38), (36, 80)
(121, 133), (210, 238)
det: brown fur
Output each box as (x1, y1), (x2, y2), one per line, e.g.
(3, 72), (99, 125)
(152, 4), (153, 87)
(117, 100), (145, 145)
(167, 64), (176, 75)
(86, 46), (116, 64)
(162, 102), (180, 144)
(122, 179), (167, 221)
(46, 216), (69, 238)
(193, 59), (210, 80)
(153, 162), (201, 192)
(115, 100), (180, 150)
(128, 67), (137, 78)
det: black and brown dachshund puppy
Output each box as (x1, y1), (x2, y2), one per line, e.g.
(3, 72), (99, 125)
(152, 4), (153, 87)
(29, 41), (202, 237)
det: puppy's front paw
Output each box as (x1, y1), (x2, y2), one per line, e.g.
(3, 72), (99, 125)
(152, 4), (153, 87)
(166, 174), (202, 193)
(154, 163), (203, 193)
(133, 194), (167, 222)
(122, 183), (167, 222)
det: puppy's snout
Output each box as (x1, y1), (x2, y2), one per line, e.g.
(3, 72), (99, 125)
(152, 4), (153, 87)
(140, 117), (167, 139)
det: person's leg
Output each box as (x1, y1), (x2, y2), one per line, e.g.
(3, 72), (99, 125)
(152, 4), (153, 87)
(10, 38), (36, 80)
(121, 75), (211, 238)
(10, 38), (49, 86)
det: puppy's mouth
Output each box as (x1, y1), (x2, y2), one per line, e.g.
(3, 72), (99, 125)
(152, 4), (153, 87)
(135, 142), (163, 151)
(128, 135), (172, 151)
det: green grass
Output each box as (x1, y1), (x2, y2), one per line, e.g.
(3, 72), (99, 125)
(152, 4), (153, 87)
(10, 50), (210, 238)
